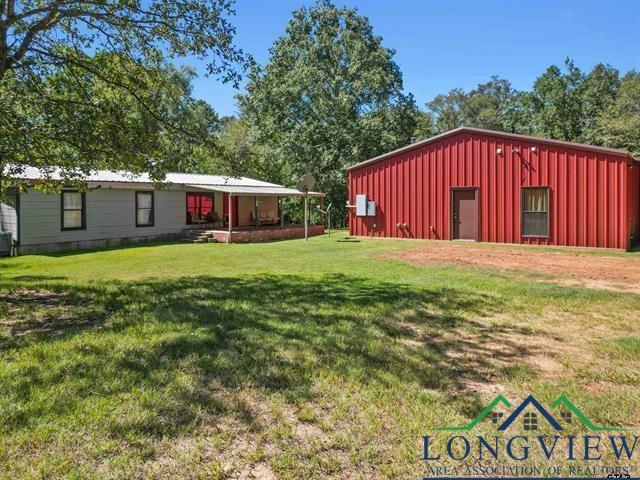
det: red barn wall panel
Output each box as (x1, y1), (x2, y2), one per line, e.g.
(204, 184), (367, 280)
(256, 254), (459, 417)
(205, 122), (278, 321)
(348, 130), (636, 249)
(629, 165), (640, 243)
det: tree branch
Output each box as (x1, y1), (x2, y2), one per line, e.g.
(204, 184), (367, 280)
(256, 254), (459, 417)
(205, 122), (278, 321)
(30, 47), (212, 143)
(6, 3), (62, 71)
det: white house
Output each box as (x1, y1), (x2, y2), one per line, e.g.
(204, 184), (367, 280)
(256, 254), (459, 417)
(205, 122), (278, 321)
(0, 168), (324, 255)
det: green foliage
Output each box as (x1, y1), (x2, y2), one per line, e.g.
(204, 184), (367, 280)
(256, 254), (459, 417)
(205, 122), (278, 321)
(412, 110), (436, 141)
(214, 116), (262, 177)
(0, 0), (246, 187)
(1, 53), (223, 193)
(594, 71), (640, 157)
(424, 59), (638, 156)
(578, 63), (620, 144)
(428, 88), (467, 132)
(530, 59), (585, 141)
(499, 91), (537, 135)
(0, 0), (245, 82)
(239, 0), (417, 225)
(427, 76), (517, 133)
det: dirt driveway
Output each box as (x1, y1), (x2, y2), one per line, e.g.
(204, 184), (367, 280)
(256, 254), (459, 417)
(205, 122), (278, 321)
(389, 242), (640, 293)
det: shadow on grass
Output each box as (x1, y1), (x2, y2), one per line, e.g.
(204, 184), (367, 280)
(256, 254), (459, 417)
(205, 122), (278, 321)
(0, 273), (541, 440)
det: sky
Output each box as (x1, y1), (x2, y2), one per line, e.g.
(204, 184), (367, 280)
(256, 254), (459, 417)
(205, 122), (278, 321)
(175, 0), (640, 118)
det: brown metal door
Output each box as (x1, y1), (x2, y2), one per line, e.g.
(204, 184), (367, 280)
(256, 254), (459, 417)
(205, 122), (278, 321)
(452, 189), (478, 240)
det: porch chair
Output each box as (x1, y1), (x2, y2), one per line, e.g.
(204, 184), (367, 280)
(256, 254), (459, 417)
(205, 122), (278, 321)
(206, 211), (221, 226)
(259, 210), (277, 225)
(190, 211), (206, 225)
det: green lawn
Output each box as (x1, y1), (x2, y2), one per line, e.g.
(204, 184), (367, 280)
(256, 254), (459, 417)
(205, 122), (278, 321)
(0, 232), (639, 479)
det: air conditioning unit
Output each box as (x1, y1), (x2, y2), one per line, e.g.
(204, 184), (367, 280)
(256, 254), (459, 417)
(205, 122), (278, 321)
(0, 232), (12, 257)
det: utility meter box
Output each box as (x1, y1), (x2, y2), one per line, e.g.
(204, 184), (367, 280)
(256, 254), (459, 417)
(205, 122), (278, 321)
(355, 194), (367, 216)
(0, 232), (12, 257)
(366, 201), (376, 216)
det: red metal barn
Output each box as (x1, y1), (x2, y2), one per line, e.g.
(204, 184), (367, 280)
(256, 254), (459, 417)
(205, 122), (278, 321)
(348, 127), (640, 250)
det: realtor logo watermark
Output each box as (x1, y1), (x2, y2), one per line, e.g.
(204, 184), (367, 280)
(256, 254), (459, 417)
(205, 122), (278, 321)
(421, 394), (636, 478)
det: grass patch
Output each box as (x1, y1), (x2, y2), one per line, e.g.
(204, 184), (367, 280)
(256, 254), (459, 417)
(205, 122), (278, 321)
(0, 231), (638, 478)
(599, 337), (640, 359)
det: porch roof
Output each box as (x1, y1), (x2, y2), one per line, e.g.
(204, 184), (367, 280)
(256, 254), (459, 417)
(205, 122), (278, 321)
(185, 184), (325, 197)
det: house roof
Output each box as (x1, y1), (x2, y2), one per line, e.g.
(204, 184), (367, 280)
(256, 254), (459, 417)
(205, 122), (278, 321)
(10, 166), (282, 188)
(347, 127), (639, 172)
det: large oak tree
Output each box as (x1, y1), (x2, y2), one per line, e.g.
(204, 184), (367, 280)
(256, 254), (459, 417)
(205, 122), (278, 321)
(0, 0), (246, 188)
(239, 0), (418, 224)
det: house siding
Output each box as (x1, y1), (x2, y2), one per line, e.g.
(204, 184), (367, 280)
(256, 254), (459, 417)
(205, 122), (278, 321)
(258, 196), (279, 222)
(19, 188), (188, 253)
(237, 196), (255, 227)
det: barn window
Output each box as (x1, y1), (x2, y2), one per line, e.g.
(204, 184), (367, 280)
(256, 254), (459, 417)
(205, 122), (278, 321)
(136, 191), (154, 227)
(61, 191), (86, 230)
(522, 188), (549, 237)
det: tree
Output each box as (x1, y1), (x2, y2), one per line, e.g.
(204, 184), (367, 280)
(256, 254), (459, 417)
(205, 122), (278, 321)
(464, 77), (513, 130)
(427, 88), (466, 132)
(1, 53), (224, 194)
(578, 63), (620, 144)
(215, 115), (263, 177)
(239, 0), (417, 225)
(529, 58), (584, 141)
(426, 76), (515, 133)
(424, 60), (634, 156)
(412, 109), (435, 141)
(501, 90), (537, 135)
(594, 71), (640, 156)
(0, 0), (246, 189)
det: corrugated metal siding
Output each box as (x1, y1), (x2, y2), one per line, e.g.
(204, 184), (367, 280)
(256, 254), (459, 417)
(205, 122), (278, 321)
(349, 131), (634, 249)
(629, 165), (640, 245)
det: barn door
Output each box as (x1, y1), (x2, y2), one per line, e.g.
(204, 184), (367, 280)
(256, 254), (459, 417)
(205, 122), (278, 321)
(452, 189), (478, 241)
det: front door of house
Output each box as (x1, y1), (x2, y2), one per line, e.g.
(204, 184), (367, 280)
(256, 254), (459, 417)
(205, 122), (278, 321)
(452, 189), (478, 241)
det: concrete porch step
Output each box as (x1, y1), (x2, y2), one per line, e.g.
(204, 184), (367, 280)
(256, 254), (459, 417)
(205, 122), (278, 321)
(183, 229), (220, 244)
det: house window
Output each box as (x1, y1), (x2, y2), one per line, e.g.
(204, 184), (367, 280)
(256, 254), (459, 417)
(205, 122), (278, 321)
(136, 191), (154, 227)
(186, 193), (214, 224)
(61, 191), (85, 230)
(522, 188), (549, 237)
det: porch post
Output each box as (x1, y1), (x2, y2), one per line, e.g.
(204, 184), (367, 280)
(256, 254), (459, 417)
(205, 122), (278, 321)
(228, 194), (233, 234)
(279, 196), (284, 227)
(254, 196), (259, 227)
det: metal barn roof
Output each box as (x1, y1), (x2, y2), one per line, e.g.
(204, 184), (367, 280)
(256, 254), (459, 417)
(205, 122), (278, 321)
(348, 127), (639, 171)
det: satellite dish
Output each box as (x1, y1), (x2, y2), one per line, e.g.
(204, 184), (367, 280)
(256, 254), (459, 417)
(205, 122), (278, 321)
(296, 175), (316, 193)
